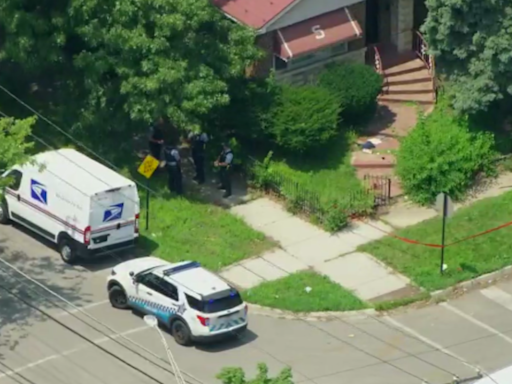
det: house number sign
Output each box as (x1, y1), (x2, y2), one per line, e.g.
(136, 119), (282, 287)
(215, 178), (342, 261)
(312, 25), (325, 39)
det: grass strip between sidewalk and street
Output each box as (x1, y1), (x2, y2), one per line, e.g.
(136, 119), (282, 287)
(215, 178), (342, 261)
(138, 195), (275, 272)
(360, 190), (512, 291)
(243, 270), (368, 312)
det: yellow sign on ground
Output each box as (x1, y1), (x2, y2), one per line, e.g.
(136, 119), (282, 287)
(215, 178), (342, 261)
(137, 155), (160, 179)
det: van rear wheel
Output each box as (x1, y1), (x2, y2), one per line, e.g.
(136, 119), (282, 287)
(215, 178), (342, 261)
(58, 237), (77, 264)
(0, 200), (9, 225)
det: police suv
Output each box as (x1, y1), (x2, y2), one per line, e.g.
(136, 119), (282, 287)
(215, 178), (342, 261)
(107, 257), (248, 345)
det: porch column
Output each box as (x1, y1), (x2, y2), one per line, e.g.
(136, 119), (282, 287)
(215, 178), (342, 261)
(397, 0), (414, 52)
(390, 0), (398, 46)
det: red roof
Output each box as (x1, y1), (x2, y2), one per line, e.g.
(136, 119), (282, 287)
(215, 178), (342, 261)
(275, 8), (362, 59)
(212, 0), (296, 29)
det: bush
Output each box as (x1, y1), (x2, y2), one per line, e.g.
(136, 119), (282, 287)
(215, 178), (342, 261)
(265, 84), (341, 153)
(250, 152), (374, 232)
(318, 62), (383, 124)
(396, 108), (497, 205)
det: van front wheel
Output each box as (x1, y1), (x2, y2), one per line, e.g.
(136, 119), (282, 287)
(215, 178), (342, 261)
(58, 237), (78, 264)
(0, 200), (9, 225)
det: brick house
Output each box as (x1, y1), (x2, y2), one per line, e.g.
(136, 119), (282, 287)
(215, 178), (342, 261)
(213, 0), (431, 89)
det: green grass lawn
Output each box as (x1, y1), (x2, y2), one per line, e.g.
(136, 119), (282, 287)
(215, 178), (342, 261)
(268, 133), (366, 204)
(243, 270), (368, 312)
(360, 191), (512, 291)
(138, 194), (274, 271)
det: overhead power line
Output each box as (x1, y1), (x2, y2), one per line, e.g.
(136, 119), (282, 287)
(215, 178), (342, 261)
(0, 261), (205, 384)
(0, 280), (168, 384)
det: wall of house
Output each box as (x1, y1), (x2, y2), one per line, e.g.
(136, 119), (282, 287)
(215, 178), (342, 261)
(265, 0), (365, 32)
(276, 47), (367, 85)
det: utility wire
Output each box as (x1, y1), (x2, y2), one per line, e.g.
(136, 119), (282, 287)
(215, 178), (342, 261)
(0, 86), (161, 196)
(0, 84), (500, 383)
(0, 111), (203, 384)
(0, 280), (168, 384)
(0, 262), (204, 384)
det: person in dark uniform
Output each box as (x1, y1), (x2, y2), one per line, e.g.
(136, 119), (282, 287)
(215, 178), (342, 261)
(214, 143), (233, 198)
(187, 131), (208, 184)
(148, 118), (164, 160)
(164, 144), (183, 195)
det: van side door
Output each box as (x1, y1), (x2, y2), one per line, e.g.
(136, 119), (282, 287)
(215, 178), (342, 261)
(3, 170), (24, 220)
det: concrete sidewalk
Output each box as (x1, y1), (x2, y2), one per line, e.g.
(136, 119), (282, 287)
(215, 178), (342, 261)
(221, 198), (413, 301)
(381, 172), (512, 228)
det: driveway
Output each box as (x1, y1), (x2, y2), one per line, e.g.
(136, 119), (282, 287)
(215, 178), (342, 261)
(0, 224), (511, 384)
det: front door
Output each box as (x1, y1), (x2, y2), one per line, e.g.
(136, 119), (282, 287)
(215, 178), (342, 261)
(3, 170), (24, 219)
(379, 0), (392, 44)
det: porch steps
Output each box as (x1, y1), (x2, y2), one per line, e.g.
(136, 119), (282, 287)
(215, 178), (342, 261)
(378, 58), (435, 105)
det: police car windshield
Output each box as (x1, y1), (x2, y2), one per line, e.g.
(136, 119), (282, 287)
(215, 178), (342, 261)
(186, 292), (242, 314)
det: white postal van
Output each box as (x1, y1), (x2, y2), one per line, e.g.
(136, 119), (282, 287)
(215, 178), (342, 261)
(0, 149), (140, 264)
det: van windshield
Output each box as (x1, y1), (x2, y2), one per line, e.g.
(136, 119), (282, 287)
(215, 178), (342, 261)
(186, 292), (243, 314)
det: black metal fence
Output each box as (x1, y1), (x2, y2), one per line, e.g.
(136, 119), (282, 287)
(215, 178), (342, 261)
(248, 157), (393, 223)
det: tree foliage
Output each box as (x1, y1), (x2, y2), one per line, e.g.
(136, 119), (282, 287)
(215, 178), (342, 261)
(317, 62), (382, 124)
(265, 84), (341, 153)
(0, 0), (262, 147)
(217, 363), (294, 384)
(423, 0), (512, 114)
(0, 116), (36, 190)
(396, 106), (497, 205)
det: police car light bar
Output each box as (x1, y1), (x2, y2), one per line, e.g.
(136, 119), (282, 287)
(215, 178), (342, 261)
(163, 261), (201, 276)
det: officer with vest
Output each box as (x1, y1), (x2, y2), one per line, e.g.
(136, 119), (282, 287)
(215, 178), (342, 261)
(187, 131), (208, 184)
(148, 118), (165, 161)
(164, 143), (183, 195)
(214, 143), (233, 198)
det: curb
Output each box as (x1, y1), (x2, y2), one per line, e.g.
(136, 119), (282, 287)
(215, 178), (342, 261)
(431, 265), (512, 300)
(247, 303), (378, 322)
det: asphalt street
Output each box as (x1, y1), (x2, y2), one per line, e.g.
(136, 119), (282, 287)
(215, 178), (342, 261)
(1, 224), (512, 384)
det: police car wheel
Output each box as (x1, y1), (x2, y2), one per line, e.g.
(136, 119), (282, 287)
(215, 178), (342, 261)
(171, 320), (191, 346)
(108, 285), (129, 309)
(58, 238), (77, 264)
(0, 200), (9, 224)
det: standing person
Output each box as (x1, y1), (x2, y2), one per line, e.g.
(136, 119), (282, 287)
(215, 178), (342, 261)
(187, 131), (208, 184)
(214, 143), (233, 199)
(163, 144), (183, 195)
(148, 118), (164, 161)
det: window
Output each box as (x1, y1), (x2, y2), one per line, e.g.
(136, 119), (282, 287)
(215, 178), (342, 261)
(274, 42), (348, 72)
(186, 292), (243, 314)
(5, 170), (23, 191)
(139, 273), (179, 301)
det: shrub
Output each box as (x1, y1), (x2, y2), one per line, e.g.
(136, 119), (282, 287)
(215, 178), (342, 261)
(396, 108), (497, 205)
(317, 62), (383, 124)
(265, 84), (341, 153)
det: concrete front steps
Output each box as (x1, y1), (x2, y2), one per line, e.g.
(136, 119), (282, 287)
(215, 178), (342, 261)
(378, 58), (435, 106)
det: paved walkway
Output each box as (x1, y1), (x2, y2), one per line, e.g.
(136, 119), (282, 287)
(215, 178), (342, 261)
(221, 172), (512, 303)
(222, 198), (413, 301)
(381, 172), (512, 228)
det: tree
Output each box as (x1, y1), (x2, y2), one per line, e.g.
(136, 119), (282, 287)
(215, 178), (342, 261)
(396, 106), (496, 205)
(217, 363), (294, 384)
(422, 0), (512, 114)
(0, 0), (262, 147)
(265, 84), (341, 153)
(0, 116), (36, 190)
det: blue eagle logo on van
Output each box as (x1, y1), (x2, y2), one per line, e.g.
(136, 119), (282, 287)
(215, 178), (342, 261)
(103, 203), (124, 222)
(30, 179), (48, 205)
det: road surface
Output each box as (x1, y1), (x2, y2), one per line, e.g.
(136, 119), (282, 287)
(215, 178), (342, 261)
(1, 224), (511, 384)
